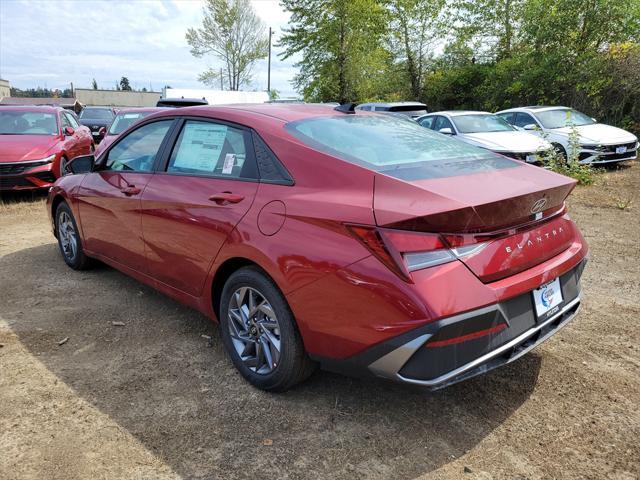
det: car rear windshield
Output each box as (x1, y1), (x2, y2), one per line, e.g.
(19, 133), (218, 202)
(452, 114), (515, 133)
(0, 111), (58, 135)
(388, 105), (427, 115)
(285, 115), (517, 180)
(80, 108), (114, 120)
(108, 112), (153, 135)
(535, 109), (596, 129)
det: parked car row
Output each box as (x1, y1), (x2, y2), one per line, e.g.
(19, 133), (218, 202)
(0, 100), (199, 192)
(1, 99), (637, 193)
(359, 102), (638, 166)
(0, 106), (94, 190)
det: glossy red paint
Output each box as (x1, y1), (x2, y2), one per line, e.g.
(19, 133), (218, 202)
(0, 106), (92, 190)
(47, 104), (588, 367)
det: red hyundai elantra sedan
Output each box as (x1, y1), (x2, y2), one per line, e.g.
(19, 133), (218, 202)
(0, 106), (93, 191)
(46, 104), (588, 391)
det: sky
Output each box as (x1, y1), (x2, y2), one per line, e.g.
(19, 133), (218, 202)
(0, 0), (300, 97)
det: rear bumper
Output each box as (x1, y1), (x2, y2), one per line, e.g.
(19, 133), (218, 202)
(315, 259), (586, 390)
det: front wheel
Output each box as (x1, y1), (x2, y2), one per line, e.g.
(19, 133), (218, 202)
(55, 202), (92, 270)
(59, 156), (70, 177)
(219, 267), (316, 391)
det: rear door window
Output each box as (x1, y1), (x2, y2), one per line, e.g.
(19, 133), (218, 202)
(166, 120), (257, 180)
(418, 116), (435, 129)
(513, 113), (537, 128)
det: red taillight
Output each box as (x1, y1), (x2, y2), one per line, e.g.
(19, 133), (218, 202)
(346, 225), (410, 280)
(346, 225), (473, 281)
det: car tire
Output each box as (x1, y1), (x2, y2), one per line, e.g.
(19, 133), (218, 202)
(59, 155), (70, 177)
(55, 202), (92, 270)
(219, 266), (316, 392)
(552, 143), (568, 162)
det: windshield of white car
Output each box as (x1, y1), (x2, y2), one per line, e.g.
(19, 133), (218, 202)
(108, 112), (153, 135)
(0, 111), (58, 135)
(286, 115), (518, 180)
(535, 109), (596, 129)
(80, 108), (114, 120)
(451, 114), (515, 133)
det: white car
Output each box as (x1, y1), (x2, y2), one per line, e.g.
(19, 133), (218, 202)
(417, 111), (553, 163)
(496, 106), (639, 165)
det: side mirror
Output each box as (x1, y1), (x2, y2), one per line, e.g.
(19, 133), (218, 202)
(439, 127), (453, 135)
(68, 154), (95, 174)
(64, 126), (75, 136)
(523, 124), (537, 131)
(98, 126), (106, 139)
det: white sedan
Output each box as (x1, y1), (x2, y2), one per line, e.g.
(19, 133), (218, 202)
(496, 106), (639, 165)
(417, 111), (553, 163)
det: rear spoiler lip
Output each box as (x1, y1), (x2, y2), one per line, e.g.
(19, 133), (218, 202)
(382, 203), (568, 236)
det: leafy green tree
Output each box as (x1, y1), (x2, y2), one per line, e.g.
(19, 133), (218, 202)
(450, 0), (525, 61)
(186, 0), (269, 90)
(119, 77), (132, 91)
(91, 78), (98, 90)
(279, 0), (389, 103)
(387, 0), (445, 100)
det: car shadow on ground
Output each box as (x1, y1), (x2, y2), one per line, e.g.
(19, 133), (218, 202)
(2, 244), (542, 479)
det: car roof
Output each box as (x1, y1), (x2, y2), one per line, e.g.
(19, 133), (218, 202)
(357, 101), (427, 107)
(424, 110), (492, 117)
(498, 106), (570, 113)
(0, 105), (63, 113)
(114, 107), (163, 114)
(145, 103), (344, 124)
(83, 106), (115, 110)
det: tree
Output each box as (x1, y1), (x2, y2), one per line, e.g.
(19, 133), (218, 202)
(91, 78), (98, 90)
(279, 0), (389, 103)
(449, 0), (525, 61)
(387, 0), (445, 100)
(119, 77), (132, 91)
(268, 89), (280, 101)
(186, 0), (268, 90)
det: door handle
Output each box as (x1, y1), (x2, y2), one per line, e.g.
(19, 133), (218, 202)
(121, 185), (142, 196)
(208, 192), (244, 205)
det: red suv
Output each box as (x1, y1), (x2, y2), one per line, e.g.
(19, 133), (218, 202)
(0, 106), (93, 191)
(47, 104), (588, 391)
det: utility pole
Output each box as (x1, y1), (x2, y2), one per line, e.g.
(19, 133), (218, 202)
(267, 27), (272, 95)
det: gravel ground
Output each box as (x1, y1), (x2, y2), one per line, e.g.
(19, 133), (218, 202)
(1, 164), (639, 480)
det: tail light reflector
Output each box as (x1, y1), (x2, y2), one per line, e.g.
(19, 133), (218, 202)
(346, 225), (487, 282)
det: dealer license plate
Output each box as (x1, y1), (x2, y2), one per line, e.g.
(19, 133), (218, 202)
(533, 277), (563, 319)
(616, 146), (627, 154)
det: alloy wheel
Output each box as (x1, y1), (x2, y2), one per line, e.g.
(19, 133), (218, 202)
(227, 287), (282, 374)
(58, 211), (78, 261)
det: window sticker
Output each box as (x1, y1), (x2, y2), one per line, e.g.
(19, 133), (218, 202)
(222, 153), (236, 174)
(173, 123), (228, 171)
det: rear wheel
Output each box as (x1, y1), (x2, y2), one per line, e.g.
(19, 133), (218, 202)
(219, 267), (316, 391)
(55, 202), (92, 270)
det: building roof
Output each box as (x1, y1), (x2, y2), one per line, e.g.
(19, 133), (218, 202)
(0, 97), (80, 107)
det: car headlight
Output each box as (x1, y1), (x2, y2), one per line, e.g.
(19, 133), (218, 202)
(23, 154), (57, 170)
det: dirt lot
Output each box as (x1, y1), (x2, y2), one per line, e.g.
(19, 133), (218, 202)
(1, 165), (639, 480)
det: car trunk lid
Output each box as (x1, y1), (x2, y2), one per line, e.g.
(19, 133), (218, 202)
(373, 164), (578, 282)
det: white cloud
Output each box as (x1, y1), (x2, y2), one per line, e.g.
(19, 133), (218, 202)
(0, 0), (299, 96)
